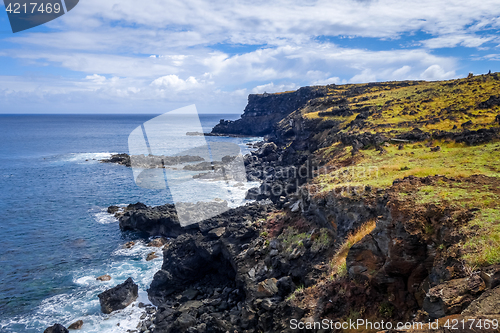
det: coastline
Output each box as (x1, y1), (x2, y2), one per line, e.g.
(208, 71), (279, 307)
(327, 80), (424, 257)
(45, 75), (500, 332)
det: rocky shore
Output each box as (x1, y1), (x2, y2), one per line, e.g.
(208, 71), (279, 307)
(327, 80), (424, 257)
(48, 74), (500, 332)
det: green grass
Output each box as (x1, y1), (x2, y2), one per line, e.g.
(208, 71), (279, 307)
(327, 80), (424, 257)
(397, 181), (500, 267)
(463, 208), (500, 266)
(300, 74), (500, 137)
(315, 141), (500, 191)
(278, 227), (309, 252)
(310, 229), (332, 252)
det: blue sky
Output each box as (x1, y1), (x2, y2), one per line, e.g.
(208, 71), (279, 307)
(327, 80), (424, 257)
(0, 0), (500, 114)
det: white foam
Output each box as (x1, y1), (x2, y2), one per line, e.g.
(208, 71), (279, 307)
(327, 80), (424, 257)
(93, 210), (118, 225)
(0, 241), (163, 333)
(46, 152), (116, 165)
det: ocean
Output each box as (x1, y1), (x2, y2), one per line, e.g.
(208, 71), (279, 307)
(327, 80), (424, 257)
(0, 114), (260, 333)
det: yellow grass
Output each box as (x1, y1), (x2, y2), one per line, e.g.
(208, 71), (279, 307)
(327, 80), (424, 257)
(330, 219), (377, 277)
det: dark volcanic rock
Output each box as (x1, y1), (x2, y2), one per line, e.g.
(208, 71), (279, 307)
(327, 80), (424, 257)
(423, 275), (486, 319)
(478, 95), (500, 109)
(97, 277), (138, 314)
(432, 128), (499, 145)
(100, 153), (204, 168)
(462, 285), (500, 315)
(116, 201), (232, 236)
(44, 324), (68, 333)
(211, 86), (328, 136)
(396, 128), (431, 141)
(100, 153), (131, 166)
(107, 205), (119, 214)
(480, 264), (500, 289)
(148, 202), (271, 305)
(117, 203), (184, 236)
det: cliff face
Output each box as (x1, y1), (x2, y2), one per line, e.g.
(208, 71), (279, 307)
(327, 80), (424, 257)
(211, 86), (328, 136)
(117, 74), (500, 333)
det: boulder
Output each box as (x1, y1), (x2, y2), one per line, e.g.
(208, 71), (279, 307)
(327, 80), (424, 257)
(208, 227), (226, 238)
(147, 237), (166, 247)
(256, 278), (279, 297)
(96, 274), (111, 281)
(124, 241), (135, 249)
(44, 324), (68, 333)
(98, 277), (138, 314)
(462, 285), (500, 315)
(67, 320), (83, 330)
(117, 203), (198, 236)
(423, 275), (486, 319)
(146, 252), (158, 261)
(480, 264), (500, 289)
(255, 143), (277, 158)
(175, 313), (197, 331)
(277, 276), (295, 296)
(107, 206), (119, 214)
(396, 128), (431, 141)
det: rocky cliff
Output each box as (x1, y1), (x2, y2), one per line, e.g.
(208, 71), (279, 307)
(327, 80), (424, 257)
(211, 86), (329, 136)
(111, 73), (500, 333)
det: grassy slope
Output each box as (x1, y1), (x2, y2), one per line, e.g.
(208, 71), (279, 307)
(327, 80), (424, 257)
(297, 74), (500, 268)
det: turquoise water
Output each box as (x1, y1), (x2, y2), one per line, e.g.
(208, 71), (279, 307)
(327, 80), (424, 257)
(0, 114), (258, 332)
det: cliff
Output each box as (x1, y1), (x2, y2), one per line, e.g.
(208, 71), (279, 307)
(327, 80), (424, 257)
(113, 73), (500, 333)
(211, 86), (329, 136)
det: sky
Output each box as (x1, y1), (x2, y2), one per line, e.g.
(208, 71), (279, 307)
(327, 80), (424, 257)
(0, 0), (500, 114)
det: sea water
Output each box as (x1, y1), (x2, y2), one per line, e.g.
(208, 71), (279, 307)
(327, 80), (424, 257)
(0, 114), (260, 333)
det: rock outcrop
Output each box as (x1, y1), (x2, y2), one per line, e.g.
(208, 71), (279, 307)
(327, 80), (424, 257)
(462, 285), (500, 315)
(115, 201), (230, 236)
(100, 153), (204, 168)
(43, 324), (69, 333)
(211, 86), (328, 136)
(67, 320), (83, 330)
(98, 277), (138, 314)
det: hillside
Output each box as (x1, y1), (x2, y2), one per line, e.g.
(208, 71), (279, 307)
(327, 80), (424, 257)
(117, 73), (500, 333)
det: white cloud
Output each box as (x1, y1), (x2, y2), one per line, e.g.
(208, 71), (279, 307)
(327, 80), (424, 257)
(85, 74), (106, 84)
(251, 82), (298, 94)
(350, 69), (377, 83)
(391, 65), (412, 79)
(151, 75), (201, 91)
(423, 34), (495, 49)
(420, 64), (456, 80)
(1, 0), (498, 112)
(312, 77), (341, 86)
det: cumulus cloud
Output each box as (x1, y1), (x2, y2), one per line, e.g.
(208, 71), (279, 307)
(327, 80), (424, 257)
(420, 64), (456, 80)
(151, 75), (200, 91)
(312, 77), (342, 86)
(0, 0), (498, 112)
(85, 74), (107, 84)
(423, 34), (495, 49)
(251, 82), (298, 94)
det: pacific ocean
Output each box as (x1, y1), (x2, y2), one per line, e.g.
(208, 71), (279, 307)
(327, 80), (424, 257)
(0, 114), (259, 332)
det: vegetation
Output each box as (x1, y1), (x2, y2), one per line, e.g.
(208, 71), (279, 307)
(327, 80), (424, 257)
(463, 208), (500, 266)
(304, 74), (500, 134)
(329, 219), (377, 278)
(393, 179), (500, 266)
(315, 141), (500, 191)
